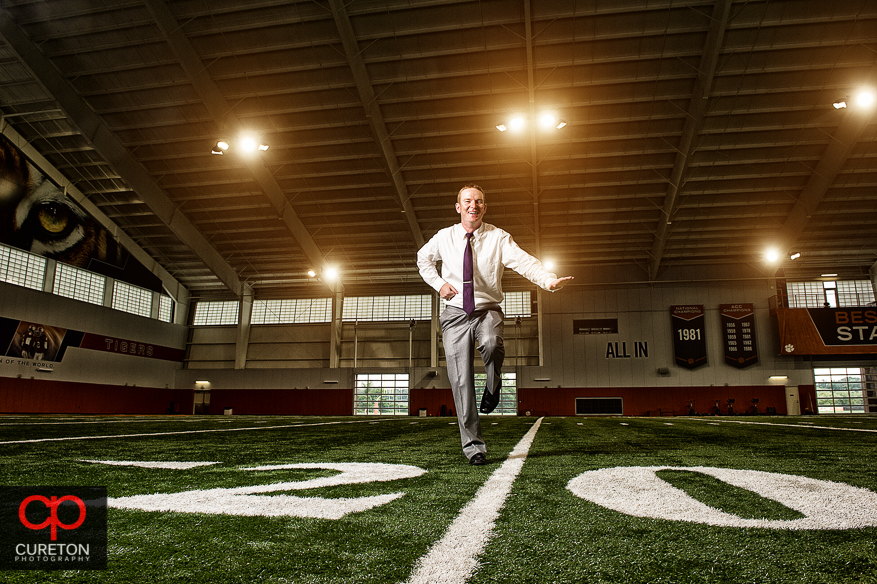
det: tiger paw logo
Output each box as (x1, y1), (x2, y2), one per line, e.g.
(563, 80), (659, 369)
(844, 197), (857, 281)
(784, 344), (795, 353)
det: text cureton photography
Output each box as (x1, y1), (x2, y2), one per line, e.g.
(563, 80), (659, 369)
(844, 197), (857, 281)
(0, 487), (107, 571)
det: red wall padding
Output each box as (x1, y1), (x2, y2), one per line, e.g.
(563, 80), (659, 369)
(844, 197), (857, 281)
(0, 377), (193, 415)
(0, 377), (801, 418)
(209, 389), (353, 416)
(411, 385), (793, 417)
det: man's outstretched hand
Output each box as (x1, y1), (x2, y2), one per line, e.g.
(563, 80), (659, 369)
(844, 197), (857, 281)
(547, 276), (574, 291)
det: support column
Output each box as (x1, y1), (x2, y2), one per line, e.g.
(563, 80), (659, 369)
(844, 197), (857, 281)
(43, 259), (56, 293)
(536, 288), (544, 367)
(330, 288), (344, 368)
(235, 285), (253, 369)
(870, 260), (877, 301)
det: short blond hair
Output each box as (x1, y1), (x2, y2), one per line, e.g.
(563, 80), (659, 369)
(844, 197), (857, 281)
(457, 183), (485, 204)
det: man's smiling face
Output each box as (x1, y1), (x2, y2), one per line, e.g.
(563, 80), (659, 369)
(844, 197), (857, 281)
(456, 187), (486, 231)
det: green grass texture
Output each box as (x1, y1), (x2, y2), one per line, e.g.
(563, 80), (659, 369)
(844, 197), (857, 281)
(0, 414), (876, 584)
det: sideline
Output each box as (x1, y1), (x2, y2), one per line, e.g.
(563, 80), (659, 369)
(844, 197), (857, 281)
(687, 418), (877, 433)
(404, 417), (544, 584)
(0, 418), (394, 445)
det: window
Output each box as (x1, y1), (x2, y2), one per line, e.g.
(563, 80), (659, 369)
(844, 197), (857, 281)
(836, 281), (875, 306)
(53, 263), (105, 306)
(814, 367), (866, 414)
(786, 281), (875, 308)
(112, 280), (153, 318)
(158, 294), (174, 323)
(501, 291), (531, 317)
(440, 291), (532, 317)
(354, 373), (409, 415)
(0, 244), (45, 290)
(344, 295), (431, 322)
(252, 298), (332, 324)
(474, 372), (517, 415)
(192, 301), (239, 326)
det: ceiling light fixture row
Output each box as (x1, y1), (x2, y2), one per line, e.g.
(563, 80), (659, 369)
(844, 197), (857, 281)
(211, 137), (269, 155)
(307, 267), (339, 281)
(832, 88), (876, 110)
(496, 112), (567, 132)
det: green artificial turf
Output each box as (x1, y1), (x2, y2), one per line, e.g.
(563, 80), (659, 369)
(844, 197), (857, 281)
(0, 414), (875, 583)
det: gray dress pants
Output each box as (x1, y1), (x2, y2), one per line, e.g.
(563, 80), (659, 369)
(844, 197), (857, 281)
(440, 306), (504, 460)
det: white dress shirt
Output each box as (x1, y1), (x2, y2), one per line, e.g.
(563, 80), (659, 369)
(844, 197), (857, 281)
(417, 222), (557, 311)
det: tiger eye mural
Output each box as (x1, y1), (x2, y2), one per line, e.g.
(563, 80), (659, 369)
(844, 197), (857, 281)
(0, 134), (162, 292)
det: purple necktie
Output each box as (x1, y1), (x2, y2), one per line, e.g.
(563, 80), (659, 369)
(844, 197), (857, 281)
(463, 232), (474, 315)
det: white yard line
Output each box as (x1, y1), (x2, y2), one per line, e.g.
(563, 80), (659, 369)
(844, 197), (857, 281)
(404, 417), (544, 584)
(0, 419), (391, 445)
(689, 418), (877, 433)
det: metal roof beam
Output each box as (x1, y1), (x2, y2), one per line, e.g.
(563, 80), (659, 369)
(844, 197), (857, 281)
(774, 65), (877, 265)
(142, 0), (340, 293)
(0, 8), (244, 296)
(648, 0), (732, 281)
(327, 0), (425, 250)
(0, 120), (189, 306)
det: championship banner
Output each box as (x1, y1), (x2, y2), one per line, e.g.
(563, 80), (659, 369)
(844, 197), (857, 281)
(720, 304), (758, 368)
(775, 307), (877, 356)
(670, 305), (707, 369)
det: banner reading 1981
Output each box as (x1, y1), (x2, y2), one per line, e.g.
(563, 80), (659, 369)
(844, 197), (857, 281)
(720, 303), (758, 368)
(671, 305), (707, 369)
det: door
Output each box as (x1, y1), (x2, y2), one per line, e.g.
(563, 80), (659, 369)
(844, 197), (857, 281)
(785, 386), (801, 416)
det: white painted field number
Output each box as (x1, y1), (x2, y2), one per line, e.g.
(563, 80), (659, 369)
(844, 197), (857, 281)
(101, 460), (877, 530)
(109, 462), (426, 520)
(567, 466), (877, 530)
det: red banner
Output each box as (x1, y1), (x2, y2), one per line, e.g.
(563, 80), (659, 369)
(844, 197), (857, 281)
(79, 333), (185, 362)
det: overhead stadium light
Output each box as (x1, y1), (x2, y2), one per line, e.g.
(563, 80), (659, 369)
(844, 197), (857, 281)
(211, 137), (268, 155)
(496, 112), (567, 132)
(832, 99), (847, 110)
(855, 88), (876, 108)
(211, 140), (229, 155)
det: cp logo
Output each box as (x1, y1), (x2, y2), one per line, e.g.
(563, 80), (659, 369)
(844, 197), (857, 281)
(19, 495), (86, 541)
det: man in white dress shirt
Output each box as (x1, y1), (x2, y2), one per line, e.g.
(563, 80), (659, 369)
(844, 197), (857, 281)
(416, 184), (573, 465)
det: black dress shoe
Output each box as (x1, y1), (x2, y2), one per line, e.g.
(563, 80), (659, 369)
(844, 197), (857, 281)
(469, 453), (487, 465)
(479, 385), (500, 414)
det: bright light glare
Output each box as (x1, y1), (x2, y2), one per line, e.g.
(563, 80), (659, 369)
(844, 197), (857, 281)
(510, 117), (525, 131)
(216, 141), (229, 150)
(543, 260), (555, 270)
(539, 113), (556, 129)
(855, 89), (876, 108)
(307, 269), (317, 278)
(765, 249), (779, 262)
(240, 137), (258, 152)
(323, 267), (339, 281)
